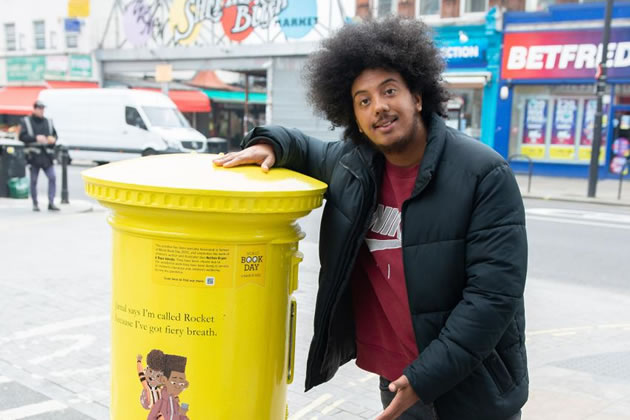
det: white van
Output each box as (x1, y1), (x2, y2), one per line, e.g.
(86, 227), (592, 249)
(38, 88), (207, 163)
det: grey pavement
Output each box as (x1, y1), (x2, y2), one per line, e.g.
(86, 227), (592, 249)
(1, 170), (630, 419)
(516, 173), (630, 207)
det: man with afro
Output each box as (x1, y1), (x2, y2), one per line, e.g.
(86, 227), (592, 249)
(215, 17), (528, 420)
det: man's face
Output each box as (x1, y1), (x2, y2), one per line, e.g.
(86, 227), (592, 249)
(351, 68), (423, 155)
(33, 106), (44, 118)
(161, 371), (188, 396)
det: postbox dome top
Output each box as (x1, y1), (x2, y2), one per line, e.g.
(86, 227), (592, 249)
(82, 154), (327, 213)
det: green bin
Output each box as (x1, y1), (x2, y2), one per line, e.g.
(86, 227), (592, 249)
(8, 177), (29, 199)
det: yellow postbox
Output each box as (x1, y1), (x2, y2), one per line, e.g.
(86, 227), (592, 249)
(83, 153), (326, 420)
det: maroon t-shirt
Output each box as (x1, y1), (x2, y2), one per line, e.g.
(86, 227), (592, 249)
(351, 160), (420, 381)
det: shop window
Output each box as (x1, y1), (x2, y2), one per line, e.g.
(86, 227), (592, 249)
(419, 0), (440, 15)
(66, 32), (78, 48)
(446, 88), (483, 139)
(463, 0), (488, 13)
(4, 23), (16, 51)
(509, 85), (610, 164)
(376, 0), (396, 16)
(50, 31), (57, 49)
(33, 20), (45, 50)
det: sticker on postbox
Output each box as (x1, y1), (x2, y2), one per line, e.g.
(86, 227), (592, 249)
(152, 241), (235, 288)
(152, 241), (267, 288)
(236, 245), (267, 287)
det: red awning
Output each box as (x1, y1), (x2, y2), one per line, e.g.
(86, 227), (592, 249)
(135, 88), (211, 113)
(188, 70), (241, 91)
(0, 81), (100, 115)
(167, 90), (211, 113)
(46, 80), (99, 89)
(0, 87), (46, 115)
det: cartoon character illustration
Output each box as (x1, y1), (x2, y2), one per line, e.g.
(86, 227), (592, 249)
(137, 349), (166, 409)
(148, 353), (190, 420)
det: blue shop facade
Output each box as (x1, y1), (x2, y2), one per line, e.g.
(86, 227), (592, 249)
(495, 2), (630, 178)
(433, 8), (502, 147)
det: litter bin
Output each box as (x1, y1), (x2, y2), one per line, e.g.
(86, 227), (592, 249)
(82, 153), (326, 420)
(206, 137), (228, 154)
(0, 139), (27, 198)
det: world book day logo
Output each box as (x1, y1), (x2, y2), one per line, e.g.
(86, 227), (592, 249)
(171, 0), (289, 44)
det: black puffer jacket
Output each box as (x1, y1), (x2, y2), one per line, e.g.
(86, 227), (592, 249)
(243, 114), (528, 420)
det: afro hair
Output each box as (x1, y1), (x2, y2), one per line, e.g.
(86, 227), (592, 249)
(146, 349), (166, 371)
(303, 16), (449, 145)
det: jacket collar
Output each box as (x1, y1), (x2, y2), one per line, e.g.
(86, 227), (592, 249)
(349, 113), (447, 195)
(410, 113), (447, 197)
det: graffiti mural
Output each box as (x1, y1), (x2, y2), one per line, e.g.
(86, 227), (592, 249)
(113, 0), (323, 48)
(123, 0), (170, 46)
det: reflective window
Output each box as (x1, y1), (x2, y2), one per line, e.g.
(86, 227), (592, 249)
(465, 0), (487, 13)
(33, 20), (45, 50)
(378, 0), (394, 16)
(4, 23), (16, 51)
(125, 107), (147, 130)
(509, 85), (611, 164)
(142, 107), (190, 128)
(420, 0), (440, 15)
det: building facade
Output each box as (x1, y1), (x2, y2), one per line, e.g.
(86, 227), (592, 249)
(95, 0), (355, 142)
(0, 0), (106, 87)
(0, 0), (113, 132)
(496, 2), (627, 178)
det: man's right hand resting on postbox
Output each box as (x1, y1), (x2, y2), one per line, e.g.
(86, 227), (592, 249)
(213, 144), (276, 173)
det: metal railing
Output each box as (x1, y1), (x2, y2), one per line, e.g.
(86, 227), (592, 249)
(618, 160), (630, 200)
(56, 145), (149, 205)
(56, 142), (227, 204)
(507, 154), (533, 193)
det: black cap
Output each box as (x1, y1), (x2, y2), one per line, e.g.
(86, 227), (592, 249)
(33, 100), (45, 109)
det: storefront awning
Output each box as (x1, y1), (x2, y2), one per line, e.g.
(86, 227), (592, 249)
(167, 90), (211, 113)
(135, 88), (211, 113)
(0, 82), (101, 115)
(0, 87), (46, 115)
(443, 72), (492, 88)
(46, 80), (99, 89)
(203, 89), (267, 105)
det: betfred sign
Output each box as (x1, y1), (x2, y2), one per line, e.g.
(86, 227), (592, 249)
(502, 29), (630, 80)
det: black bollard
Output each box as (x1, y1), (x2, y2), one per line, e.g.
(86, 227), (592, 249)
(61, 146), (69, 204)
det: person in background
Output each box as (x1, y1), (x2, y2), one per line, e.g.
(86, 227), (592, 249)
(18, 100), (59, 212)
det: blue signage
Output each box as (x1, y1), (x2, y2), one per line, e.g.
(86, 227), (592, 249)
(439, 38), (488, 69)
(64, 18), (81, 33)
(277, 0), (317, 39)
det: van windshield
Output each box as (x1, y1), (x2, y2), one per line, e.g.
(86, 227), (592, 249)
(142, 107), (190, 128)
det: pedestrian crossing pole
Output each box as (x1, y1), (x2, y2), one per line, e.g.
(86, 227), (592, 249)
(587, 0), (613, 198)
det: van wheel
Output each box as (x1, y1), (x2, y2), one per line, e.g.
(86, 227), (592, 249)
(142, 148), (157, 157)
(94, 161), (109, 166)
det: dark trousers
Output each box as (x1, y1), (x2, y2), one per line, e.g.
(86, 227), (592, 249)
(29, 164), (56, 205)
(379, 377), (522, 420)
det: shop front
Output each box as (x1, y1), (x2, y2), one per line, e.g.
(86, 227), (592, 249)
(495, 2), (629, 178)
(0, 80), (98, 136)
(433, 8), (502, 146)
(203, 90), (267, 150)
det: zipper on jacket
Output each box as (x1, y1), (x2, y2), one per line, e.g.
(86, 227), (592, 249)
(312, 154), (378, 370)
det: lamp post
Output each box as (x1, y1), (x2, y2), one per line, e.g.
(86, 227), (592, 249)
(587, 0), (613, 198)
